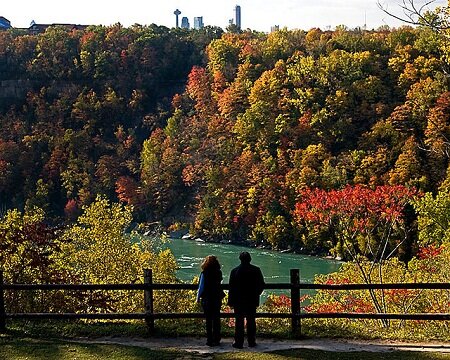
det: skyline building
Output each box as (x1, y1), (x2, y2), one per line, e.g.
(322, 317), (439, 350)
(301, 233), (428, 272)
(234, 5), (241, 30)
(270, 25), (279, 33)
(181, 16), (190, 29)
(0, 17), (11, 30)
(194, 16), (204, 30)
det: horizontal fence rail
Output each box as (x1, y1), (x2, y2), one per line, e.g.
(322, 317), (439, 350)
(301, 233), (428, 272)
(1, 269), (449, 336)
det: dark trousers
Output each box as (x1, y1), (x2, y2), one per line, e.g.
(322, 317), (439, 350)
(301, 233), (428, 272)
(234, 306), (257, 346)
(202, 299), (221, 344)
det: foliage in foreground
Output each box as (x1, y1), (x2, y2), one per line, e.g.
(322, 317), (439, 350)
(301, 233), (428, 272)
(2, 188), (450, 342)
(260, 248), (450, 341)
(259, 186), (450, 340)
(0, 197), (197, 315)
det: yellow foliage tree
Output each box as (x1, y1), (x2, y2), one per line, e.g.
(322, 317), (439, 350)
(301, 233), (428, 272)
(60, 195), (190, 313)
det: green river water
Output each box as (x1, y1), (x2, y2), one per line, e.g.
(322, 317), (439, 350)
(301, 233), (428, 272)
(163, 238), (342, 295)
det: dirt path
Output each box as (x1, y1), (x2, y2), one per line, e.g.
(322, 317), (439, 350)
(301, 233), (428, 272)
(70, 336), (450, 354)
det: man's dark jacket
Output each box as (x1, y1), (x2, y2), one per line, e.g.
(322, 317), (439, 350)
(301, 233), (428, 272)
(228, 262), (265, 309)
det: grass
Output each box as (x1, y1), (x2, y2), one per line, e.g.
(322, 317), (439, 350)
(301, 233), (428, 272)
(216, 351), (450, 360)
(4, 319), (257, 339)
(2, 320), (450, 360)
(4, 315), (450, 342)
(1, 337), (450, 360)
(217, 350), (450, 360)
(0, 337), (204, 360)
(5, 320), (151, 339)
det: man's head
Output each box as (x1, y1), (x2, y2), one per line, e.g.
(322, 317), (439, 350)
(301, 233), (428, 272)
(239, 251), (251, 264)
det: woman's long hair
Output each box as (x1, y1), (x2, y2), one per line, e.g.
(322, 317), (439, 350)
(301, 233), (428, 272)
(201, 255), (221, 271)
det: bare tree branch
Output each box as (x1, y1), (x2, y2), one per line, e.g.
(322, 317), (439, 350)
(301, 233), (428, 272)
(377, 0), (450, 31)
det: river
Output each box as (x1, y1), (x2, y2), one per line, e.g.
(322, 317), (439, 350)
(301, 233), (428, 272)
(163, 238), (342, 295)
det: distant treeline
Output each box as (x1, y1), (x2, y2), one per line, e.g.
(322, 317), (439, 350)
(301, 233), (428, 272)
(0, 24), (449, 256)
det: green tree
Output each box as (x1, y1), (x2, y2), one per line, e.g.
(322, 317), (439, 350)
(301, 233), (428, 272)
(413, 189), (450, 247)
(28, 26), (81, 79)
(140, 129), (184, 219)
(61, 196), (184, 312)
(388, 136), (426, 187)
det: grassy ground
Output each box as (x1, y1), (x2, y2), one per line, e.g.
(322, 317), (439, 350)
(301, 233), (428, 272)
(0, 338), (199, 360)
(2, 320), (450, 360)
(1, 337), (450, 360)
(217, 352), (450, 360)
(6, 318), (449, 343)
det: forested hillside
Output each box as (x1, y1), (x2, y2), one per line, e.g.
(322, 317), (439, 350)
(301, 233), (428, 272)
(0, 23), (222, 217)
(137, 26), (449, 255)
(1, 24), (449, 257)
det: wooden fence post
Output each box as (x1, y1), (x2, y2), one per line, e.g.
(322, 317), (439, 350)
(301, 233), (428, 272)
(144, 269), (154, 333)
(0, 270), (5, 332)
(290, 269), (301, 338)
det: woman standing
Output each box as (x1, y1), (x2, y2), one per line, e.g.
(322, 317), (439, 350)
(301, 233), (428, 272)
(197, 255), (225, 346)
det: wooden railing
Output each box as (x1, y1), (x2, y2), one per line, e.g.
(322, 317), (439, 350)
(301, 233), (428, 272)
(1, 269), (449, 336)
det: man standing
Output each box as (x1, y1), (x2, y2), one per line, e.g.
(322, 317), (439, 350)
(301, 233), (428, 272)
(228, 251), (265, 348)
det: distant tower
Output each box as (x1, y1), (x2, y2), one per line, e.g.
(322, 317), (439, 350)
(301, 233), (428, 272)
(174, 9), (181, 28)
(234, 5), (241, 30)
(194, 16), (204, 30)
(181, 16), (190, 29)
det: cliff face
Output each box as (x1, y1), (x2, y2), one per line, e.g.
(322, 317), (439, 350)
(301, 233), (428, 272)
(0, 80), (33, 98)
(0, 80), (82, 99)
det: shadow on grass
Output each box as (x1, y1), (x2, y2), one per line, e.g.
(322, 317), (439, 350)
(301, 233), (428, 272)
(0, 338), (206, 360)
(215, 349), (450, 360)
(2, 335), (450, 360)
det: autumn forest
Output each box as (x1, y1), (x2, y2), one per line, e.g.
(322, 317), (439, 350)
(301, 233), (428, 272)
(1, 22), (450, 260)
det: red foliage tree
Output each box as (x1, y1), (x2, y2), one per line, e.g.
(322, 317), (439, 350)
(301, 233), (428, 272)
(64, 199), (80, 221)
(186, 66), (216, 116)
(115, 176), (144, 209)
(294, 184), (419, 323)
(294, 185), (418, 257)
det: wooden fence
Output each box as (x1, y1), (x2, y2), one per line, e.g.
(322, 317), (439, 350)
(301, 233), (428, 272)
(1, 269), (449, 336)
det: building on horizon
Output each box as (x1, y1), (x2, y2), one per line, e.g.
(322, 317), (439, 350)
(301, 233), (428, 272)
(181, 16), (190, 29)
(193, 16), (204, 30)
(270, 25), (280, 33)
(234, 5), (241, 30)
(28, 22), (88, 35)
(0, 17), (11, 30)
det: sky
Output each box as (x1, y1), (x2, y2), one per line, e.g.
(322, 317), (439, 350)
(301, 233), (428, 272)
(2, 0), (447, 32)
